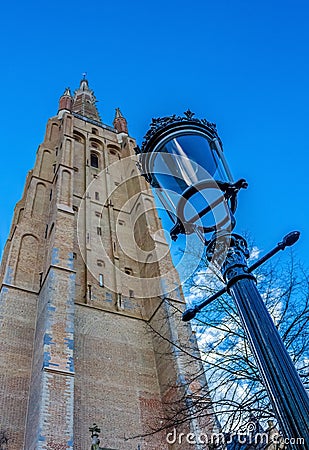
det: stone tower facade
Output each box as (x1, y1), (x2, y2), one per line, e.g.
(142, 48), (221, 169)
(0, 79), (214, 450)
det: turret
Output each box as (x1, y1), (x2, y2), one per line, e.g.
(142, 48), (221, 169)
(113, 108), (128, 134)
(58, 87), (73, 117)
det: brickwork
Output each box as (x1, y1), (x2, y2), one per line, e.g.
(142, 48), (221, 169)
(74, 306), (169, 450)
(24, 265), (76, 450)
(0, 286), (37, 449)
(0, 79), (215, 450)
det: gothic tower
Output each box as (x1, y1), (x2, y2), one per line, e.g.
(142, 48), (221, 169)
(0, 79), (214, 449)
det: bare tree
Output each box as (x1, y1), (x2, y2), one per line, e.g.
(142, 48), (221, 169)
(181, 248), (309, 432)
(142, 249), (309, 440)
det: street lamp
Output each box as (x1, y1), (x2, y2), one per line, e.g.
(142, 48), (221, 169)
(136, 110), (309, 449)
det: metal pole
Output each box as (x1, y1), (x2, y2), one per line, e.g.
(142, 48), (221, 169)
(206, 233), (309, 449)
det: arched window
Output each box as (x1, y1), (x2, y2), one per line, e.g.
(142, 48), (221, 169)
(90, 153), (99, 168)
(73, 131), (86, 143)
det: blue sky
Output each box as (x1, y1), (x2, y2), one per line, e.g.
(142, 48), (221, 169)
(0, 0), (308, 267)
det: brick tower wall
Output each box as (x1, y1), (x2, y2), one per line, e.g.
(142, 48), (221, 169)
(0, 97), (215, 450)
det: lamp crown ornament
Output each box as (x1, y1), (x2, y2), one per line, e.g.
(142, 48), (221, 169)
(136, 110), (221, 156)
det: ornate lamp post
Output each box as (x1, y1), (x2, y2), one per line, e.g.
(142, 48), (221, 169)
(136, 111), (309, 449)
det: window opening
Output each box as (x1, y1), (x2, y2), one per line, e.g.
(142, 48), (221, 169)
(90, 153), (99, 168)
(99, 274), (104, 287)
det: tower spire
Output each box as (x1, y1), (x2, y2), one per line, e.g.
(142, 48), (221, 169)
(72, 77), (101, 122)
(113, 107), (128, 134)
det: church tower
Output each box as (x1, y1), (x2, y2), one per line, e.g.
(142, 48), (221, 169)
(0, 79), (214, 449)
